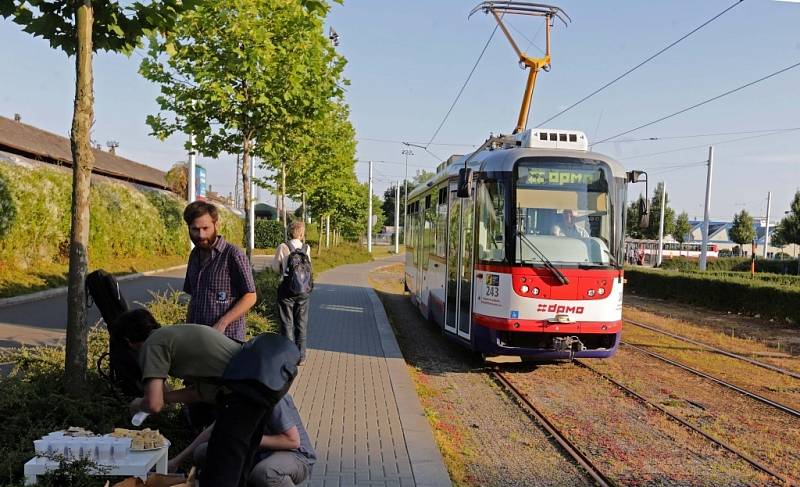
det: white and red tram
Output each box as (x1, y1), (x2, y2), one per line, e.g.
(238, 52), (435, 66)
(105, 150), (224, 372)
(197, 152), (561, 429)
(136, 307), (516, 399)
(404, 128), (644, 359)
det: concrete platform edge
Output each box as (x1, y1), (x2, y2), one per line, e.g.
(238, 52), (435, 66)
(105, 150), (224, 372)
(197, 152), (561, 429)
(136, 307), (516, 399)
(366, 287), (452, 487)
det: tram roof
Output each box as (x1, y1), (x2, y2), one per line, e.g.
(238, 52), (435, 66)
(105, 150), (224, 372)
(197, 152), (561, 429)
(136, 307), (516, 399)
(409, 147), (628, 200)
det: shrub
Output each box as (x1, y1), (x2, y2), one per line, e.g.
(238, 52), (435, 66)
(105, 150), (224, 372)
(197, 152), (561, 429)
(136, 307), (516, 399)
(254, 220), (285, 249)
(661, 256), (799, 275)
(625, 267), (800, 323)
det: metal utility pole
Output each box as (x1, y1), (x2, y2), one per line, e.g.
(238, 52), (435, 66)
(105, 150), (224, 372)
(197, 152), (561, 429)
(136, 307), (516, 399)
(394, 180), (400, 254)
(326, 215), (331, 248)
(401, 149), (414, 245)
(763, 191), (772, 258)
(248, 156), (255, 257)
(657, 181), (666, 267)
(188, 133), (196, 250)
(699, 146), (714, 271)
(367, 160), (373, 253)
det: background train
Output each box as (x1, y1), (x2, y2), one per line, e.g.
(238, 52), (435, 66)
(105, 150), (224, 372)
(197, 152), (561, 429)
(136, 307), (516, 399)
(625, 239), (719, 266)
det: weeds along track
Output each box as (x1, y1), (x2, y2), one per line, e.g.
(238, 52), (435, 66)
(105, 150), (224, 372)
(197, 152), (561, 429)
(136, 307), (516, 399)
(490, 369), (614, 487)
(574, 360), (795, 486)
(624, 319), (800, 380)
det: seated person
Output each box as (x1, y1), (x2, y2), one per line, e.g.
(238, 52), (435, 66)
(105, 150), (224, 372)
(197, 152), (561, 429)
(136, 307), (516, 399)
(551, 209), (589, 238)
(169, 394), (316, 487)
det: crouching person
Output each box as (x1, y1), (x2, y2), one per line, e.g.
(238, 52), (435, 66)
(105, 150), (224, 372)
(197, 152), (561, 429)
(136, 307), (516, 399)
(116, 308), (301, 487)
(169, 393), (315, 487)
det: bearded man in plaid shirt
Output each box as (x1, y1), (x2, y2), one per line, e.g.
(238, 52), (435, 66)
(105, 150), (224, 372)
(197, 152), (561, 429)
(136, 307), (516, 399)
(182, 201), (257, 342)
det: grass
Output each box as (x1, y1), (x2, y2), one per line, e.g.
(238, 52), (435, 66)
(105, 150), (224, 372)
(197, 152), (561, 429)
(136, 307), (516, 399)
(369, 245), (405, 259)
(0, 254), (188, 299)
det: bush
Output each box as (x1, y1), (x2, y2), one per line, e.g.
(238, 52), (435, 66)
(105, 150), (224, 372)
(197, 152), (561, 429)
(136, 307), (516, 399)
(625, 267), (800, 323)
(254, 220), (285, 249)
(661, 256), (799, 275)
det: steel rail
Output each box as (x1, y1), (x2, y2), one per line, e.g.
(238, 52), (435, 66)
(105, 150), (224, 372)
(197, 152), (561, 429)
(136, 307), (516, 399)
(621, 342), (800, 420)
(573, 361), (793, 485)
(624, 318), (800, 380)
(491, 369), (614, 487)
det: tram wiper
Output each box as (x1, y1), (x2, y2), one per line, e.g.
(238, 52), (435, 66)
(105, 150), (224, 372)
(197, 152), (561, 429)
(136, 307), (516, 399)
(515, 230), (569, 285)
(603, 249), (622, 270)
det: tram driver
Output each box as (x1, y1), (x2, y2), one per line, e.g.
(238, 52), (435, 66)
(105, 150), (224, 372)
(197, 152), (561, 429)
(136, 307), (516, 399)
(552, 209), (589, 238)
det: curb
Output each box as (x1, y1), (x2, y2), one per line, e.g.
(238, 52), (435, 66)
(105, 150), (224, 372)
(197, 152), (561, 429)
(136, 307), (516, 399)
(0, 264), (188, 309)
(365, 269), (452, 487)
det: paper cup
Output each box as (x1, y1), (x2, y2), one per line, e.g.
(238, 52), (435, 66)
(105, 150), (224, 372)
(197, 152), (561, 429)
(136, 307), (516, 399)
(96, 439), (112, 463)
(49, 441), (66, 458)
(66, 441), (81, 461)
(79, 438), (96, 460)
(33, 440), (48, 456)
(112, 438), (131, 461)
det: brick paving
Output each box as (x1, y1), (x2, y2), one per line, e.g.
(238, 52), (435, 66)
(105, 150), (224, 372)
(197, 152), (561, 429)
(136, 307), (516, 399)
(290, 256), (450, 487)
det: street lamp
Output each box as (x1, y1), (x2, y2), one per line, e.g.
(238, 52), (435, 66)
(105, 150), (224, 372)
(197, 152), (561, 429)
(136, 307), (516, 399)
(401, 148), (414, 245)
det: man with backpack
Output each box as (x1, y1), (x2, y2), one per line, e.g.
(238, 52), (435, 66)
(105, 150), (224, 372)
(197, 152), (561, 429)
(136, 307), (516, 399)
(271, 221), (313, 365)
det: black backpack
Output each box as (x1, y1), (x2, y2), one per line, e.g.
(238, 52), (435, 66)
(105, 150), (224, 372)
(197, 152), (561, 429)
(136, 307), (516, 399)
(222, 333), (300, 407)
(283, 241), (313, 295)
(86, 269), (143, 397)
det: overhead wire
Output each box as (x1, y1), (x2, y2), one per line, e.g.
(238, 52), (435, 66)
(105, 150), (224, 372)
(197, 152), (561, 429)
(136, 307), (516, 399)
(357, 137), (474, 147)
(593, 59), (800, 146)
(424, 17), (501, 149)
(534, 0), (746, 127)
(596, 126), (800, 144)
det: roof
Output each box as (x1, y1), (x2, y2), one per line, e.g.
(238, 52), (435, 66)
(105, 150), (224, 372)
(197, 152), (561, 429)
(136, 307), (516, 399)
(410, 145), (628, 200)
(0, 115), (168, 190)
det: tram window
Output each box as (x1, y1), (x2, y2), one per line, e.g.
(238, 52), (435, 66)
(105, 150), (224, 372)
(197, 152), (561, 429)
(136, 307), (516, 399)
(425, 194), (431, 209)
(438, 187), (447, 205)
(549, 133), (557, 141)
(559, 133), (567, 142)
(569, 134), (577, 142)
(477, 180), (506, 263)
(539, 132), (548, 141)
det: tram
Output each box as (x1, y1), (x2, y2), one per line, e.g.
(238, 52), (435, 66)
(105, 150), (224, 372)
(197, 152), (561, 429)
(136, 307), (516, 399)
(625, 239), (720, 265)
(405, 129), (645, 359)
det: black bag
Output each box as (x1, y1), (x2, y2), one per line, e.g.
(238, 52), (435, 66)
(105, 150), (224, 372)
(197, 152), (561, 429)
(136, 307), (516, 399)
(282, 241), (313, 296)
(86, 269), (143, 397)
(222, 333), (300, 407)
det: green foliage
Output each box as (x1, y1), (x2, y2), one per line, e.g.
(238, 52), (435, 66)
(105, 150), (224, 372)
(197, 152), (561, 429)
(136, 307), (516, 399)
(217, 206), (245, 249)
(625, 267), (800, 323)
(626, 195), (646, 239)
(313, 243), (373, 275)
(255, 220), (286, 249)
(673, 212), (691, 244)
(660, 256), (799, 275)
(729, 209), (756, 247)
(0, 170), (15, 239)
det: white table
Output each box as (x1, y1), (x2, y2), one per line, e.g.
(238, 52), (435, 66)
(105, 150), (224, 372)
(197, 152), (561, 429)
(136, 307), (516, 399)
(24, 447), (168, 485)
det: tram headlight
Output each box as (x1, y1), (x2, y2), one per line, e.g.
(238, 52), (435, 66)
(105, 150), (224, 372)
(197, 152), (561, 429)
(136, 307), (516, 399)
(532, 287), (540, 295)
(598, 287), (606, 296)
(587, 289), (595, 297)
(520, 285), (529, 293)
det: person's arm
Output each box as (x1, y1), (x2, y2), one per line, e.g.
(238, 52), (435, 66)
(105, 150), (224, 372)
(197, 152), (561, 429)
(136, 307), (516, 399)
(259, 425), (300, 451)
(168, 423), (215, 472)
(130, 380), (202, 413)
(212, 292), (257, 333)
(271, 244), (285, 274)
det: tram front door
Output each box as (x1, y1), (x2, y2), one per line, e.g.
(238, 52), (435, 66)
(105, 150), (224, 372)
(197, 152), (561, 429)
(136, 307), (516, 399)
(445, 182), (474, 340)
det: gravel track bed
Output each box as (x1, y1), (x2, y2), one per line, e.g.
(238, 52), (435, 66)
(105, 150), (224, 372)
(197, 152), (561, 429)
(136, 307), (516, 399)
(370, 265), (592, 487)
(593, 347), (800, 481)
(502, 363), (779, 486)
(623, 325), (800, 411)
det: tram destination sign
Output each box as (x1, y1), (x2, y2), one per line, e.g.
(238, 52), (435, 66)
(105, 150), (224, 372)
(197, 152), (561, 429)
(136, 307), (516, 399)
(518, 166), (603, 188)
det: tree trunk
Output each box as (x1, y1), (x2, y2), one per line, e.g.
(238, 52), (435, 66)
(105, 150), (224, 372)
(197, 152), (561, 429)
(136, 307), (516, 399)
(241, 135), (252, 261)
(302, 191), (306, 224)
(64, 0), (95, 394)
(281, 161), (287, 239)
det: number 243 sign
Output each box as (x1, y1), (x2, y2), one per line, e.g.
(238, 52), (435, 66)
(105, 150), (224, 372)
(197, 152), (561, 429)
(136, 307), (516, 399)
(485, 274), (500, 298)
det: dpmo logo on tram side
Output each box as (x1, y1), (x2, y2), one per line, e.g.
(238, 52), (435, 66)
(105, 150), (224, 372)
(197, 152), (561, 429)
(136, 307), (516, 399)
(537, 304), (585, 314)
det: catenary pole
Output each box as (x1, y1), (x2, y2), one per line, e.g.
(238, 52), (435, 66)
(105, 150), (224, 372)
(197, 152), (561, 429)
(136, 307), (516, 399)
(188, 133), (196, 250)
(394, 180), (400, 253)
(657, 181), (666, 267)
(699, 146), (714, 271)
(248, 156), (255, 258)
(763, 191), (771, 258)
(367, 160), (373, 253)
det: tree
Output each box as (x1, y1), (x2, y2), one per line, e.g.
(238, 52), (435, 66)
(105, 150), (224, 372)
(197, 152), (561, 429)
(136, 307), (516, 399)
(141, 0), (343, 260)
(626, 195), (646, 239)
(2, 0), (196, 391)
(673, 212), (691, 254)
(729, 209), (756, 256)
(165, 161), (188, 197)
(644, 182), (675, 239)
(774, 191), (800, 273)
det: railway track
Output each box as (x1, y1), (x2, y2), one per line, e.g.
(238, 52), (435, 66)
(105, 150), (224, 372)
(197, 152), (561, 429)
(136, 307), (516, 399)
(573, 360), (795, 486)
(490, 368), (614, 487)
(624, 318), (800, 380)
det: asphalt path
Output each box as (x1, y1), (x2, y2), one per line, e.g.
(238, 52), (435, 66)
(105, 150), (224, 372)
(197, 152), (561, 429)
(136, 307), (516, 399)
(0, 255), (272, 348)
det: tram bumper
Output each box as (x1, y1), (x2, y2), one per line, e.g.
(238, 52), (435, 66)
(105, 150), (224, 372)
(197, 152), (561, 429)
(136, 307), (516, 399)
(471, 316), (621, 359)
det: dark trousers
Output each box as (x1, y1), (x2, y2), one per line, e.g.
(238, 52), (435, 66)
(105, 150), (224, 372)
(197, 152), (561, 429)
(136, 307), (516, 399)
(277, 288), (310, 360)
(202, 392), (272, 487)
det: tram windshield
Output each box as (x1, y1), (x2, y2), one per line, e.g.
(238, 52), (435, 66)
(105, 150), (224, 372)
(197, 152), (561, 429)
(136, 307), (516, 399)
(515, 160), (614, 266)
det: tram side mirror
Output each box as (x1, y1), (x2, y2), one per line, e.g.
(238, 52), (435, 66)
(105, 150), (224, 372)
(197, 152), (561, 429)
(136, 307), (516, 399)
(639, 199), (650, 229)
(457, 168), (473, 198)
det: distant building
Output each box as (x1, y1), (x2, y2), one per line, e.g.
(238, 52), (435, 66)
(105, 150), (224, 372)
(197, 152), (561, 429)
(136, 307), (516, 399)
(683, 219), (798, 258)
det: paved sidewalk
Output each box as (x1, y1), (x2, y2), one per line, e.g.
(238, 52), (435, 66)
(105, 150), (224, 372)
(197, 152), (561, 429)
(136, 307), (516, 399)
(291, 257), (451, 487)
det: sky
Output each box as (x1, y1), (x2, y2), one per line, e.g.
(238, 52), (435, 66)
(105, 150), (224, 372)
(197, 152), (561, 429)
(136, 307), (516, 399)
(1, 0), (799, 221)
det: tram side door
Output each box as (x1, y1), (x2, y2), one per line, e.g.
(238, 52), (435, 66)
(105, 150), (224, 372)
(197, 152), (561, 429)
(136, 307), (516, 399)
(444, 181), (475, 340)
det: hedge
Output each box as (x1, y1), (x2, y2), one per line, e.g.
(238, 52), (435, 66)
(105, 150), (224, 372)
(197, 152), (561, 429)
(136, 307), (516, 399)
(661, 256), (799, 275)
(625, 267), (800, 323)
(0, 162), (244, 269)
(255, 220), (285, 249)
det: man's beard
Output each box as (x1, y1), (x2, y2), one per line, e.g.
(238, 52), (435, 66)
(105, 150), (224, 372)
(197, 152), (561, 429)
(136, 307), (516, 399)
(192, 230), (218, 250)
